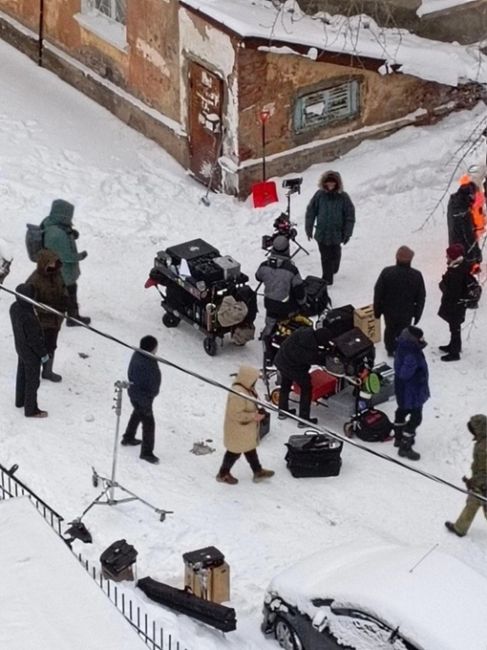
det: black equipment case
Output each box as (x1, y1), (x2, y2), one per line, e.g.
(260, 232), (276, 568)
(322, 304), (355, 337)
(354, 408), (392, 442)
(285, 433), (342, 478)
(303, 275), (330, 316)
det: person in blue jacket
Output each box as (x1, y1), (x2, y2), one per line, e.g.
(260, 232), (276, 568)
(121, 335), (161, 464)
(394, 326), (430, 461)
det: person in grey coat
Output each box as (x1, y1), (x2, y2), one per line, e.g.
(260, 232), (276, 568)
(305, 171), (355, 285)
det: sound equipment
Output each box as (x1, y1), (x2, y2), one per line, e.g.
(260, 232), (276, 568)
(166, 239), (219, 265)
(183, 546), (230, 604)
(321, 304), (355, 337)
(285, 433), (342, 478)
(100, 539), (137, 582)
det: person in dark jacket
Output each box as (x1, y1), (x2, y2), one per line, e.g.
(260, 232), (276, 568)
(305, 170), (355, 285)
(10, 283), (50, 418)
(42, 199), (90, 326)
(274, 326), (332, 426)
(122, 335), (161, 464)
(373, 246), (426, 357)
(26, 249), (67, 382)
(445, 414), (487, 537)
(393, 326), (430, 461)
(447, 181), (482, 267)
(255, 235), (307, 360)
(438, 243), (470, 362)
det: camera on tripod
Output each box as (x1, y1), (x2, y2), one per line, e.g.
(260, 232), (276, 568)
(282, 177), (303, 195)
(261, 213), (298, 251)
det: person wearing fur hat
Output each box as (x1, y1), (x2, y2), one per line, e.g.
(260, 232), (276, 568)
(394, 326), (430, 461)
(255, 235), (307, 362)
(274, 326), (332, 427)
(373, 246), (426, 357)
(445, 414), (487, 537)
(216, 365), (274, 485)
(438, 244), (470, 362)
(305, 171), (355, 285)
(121, 335), (161, 464)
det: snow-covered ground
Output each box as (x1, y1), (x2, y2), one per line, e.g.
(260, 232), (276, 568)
(1, 38), (487, 649)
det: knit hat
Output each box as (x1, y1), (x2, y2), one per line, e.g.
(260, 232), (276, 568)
(446, 243), (464, 260)
(272, 235), (290, 254)
(396, 245), (414, 264)
(140, 335), (158, 352)
(408, 325), (424, 340)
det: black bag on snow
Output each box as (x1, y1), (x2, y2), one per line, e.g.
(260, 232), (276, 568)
(461, 273), (482, 309)
(321, 304), (355, 338)
(25, 223), (44, 262)
(303, 275), (330, 316)
(137, 577), (237, 632)
(354, 408), (392, 442)
(258, 408), (271, 439)
(285, 433), (342, 478)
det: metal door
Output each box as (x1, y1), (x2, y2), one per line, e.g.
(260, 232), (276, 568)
(188, 61), (223, 189)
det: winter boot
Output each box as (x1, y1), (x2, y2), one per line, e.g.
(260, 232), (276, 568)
(121, 437), (142, 446)
(140, 453), (160, 464)
(393, 422), (405, 448)
(439, 345), (451, 353)
(253, 468), (275, 483)
(298, 417), (318, 429)
(441, 353), (460, 362)
(26, 409), (48, 418)
(42, 356), (62, 383)
(398, 433), (420, 461)
(278, 408), (296, 420)
(444, 521), (465, 537)
(216, 472), (239, 485)
(67, 314), (91, 327)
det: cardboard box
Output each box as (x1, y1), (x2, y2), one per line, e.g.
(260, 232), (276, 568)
(353, 305), (381, 343)
(184, 561), (230, 604)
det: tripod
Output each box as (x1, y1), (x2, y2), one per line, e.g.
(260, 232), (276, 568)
(69, 381), (173, 537)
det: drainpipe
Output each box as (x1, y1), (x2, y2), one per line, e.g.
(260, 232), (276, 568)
(38, 0), (44, 66)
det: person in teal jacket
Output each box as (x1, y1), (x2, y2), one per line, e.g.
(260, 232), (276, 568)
(42, 199), (91, 326)
(305, 170), (355, 285)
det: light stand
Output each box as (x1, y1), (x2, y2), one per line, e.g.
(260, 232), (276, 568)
(68, 381), (173, 540)
(283, 188), (310, 259)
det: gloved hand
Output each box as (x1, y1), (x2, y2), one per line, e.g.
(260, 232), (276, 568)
(71, 228), (79, 240)
(413, 316), (420, 325)
(307, 234), (312, 241)
(41, 355), (50, 364)
(343, 237), (350, 245)
(462, 475), (472, 489)
(79, 250), (88, 260)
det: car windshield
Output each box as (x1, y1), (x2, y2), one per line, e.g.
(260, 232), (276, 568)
(328, 608), (413, 650)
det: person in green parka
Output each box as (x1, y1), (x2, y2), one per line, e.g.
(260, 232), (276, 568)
(305, 170), (355, 285)
(445, 414), (487, 537)
(42, 199), (91, 326)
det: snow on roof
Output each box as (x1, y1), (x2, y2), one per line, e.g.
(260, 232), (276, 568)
(0, 498), (147, 650)
(268, 543), (487, 650)
(181, 0), (487, 86)
(417, 0), (477, 17)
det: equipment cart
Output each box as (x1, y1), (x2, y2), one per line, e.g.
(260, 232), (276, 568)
(145, 239), (257, 356)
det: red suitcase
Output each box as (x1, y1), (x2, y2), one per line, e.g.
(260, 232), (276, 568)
(293, 369), (339, 401)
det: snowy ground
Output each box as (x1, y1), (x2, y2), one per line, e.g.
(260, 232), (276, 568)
(1, 39), (487, 649)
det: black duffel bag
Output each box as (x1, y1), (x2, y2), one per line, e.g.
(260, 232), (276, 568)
(285, 433), (342, 478)
(354, 408), (392, 442)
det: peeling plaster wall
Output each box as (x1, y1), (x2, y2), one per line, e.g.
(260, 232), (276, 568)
(178, 7), (239, 172)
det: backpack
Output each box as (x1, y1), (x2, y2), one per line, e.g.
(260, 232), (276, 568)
(461, 273), (482, 309)
(355, 408), (392, 442)
(25, 223), (44, 262)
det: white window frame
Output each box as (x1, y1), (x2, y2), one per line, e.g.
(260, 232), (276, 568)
(75, 0), (128, 51)
(90, 0), (127, 26)
(294, 80), (360, 133)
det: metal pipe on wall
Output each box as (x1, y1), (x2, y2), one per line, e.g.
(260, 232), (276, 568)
(38, 0), (44, 66)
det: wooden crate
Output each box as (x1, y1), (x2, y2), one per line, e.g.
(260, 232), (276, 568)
(353, 305), (381, 343)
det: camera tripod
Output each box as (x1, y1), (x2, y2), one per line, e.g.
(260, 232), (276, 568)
(67, 381), (173, 541)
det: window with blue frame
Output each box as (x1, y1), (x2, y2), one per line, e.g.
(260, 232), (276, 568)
(294, 80), (360, 132)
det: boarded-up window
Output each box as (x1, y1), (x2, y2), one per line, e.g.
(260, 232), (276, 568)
(294, 81), (359, 132)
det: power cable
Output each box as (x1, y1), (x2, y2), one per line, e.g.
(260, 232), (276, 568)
(1, 282), (485, 505)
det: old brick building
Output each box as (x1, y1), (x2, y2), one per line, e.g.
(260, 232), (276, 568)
(0, 0), (485, 196)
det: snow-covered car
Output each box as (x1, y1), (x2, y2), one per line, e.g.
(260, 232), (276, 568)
(262, 544), (487, 650)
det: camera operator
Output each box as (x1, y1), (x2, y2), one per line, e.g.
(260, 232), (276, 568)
(255, 235), (307, 360)
(305, 170), (355, 285)
(274, 325), (332, 427)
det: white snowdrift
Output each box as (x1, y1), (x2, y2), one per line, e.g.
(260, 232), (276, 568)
(0, 498), (147, 650)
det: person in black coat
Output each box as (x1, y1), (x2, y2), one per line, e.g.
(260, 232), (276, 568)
(373, 246), (426, 357)
(438, 244), (470, 362)
(274, 326), (332, 426)
(9, 283), (50, 417)
(122, 335), (161, 464)
(447, 182), (481, 266)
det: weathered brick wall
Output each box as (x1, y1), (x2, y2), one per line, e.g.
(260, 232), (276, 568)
(0, 0), (40, 31)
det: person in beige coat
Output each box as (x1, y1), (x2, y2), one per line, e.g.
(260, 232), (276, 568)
(216, 365), (274, 485)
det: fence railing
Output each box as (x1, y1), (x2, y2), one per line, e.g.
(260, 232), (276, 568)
(0, 462), (188, 650)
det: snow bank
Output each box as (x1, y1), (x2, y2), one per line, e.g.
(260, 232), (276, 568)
(181, 0), (487, 86)
(0, 498), (147, 650)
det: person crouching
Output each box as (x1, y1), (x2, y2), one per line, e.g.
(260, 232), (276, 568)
(217, 365), (274, 485)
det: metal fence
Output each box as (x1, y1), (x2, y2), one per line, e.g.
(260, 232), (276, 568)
(0, 462), (188, 650)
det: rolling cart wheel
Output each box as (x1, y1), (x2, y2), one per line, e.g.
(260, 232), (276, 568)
(270, 387), (280, 406)
(344, 421), (354, 438)
(203, 336), (218, 356)
(162, 312), (180, 328)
